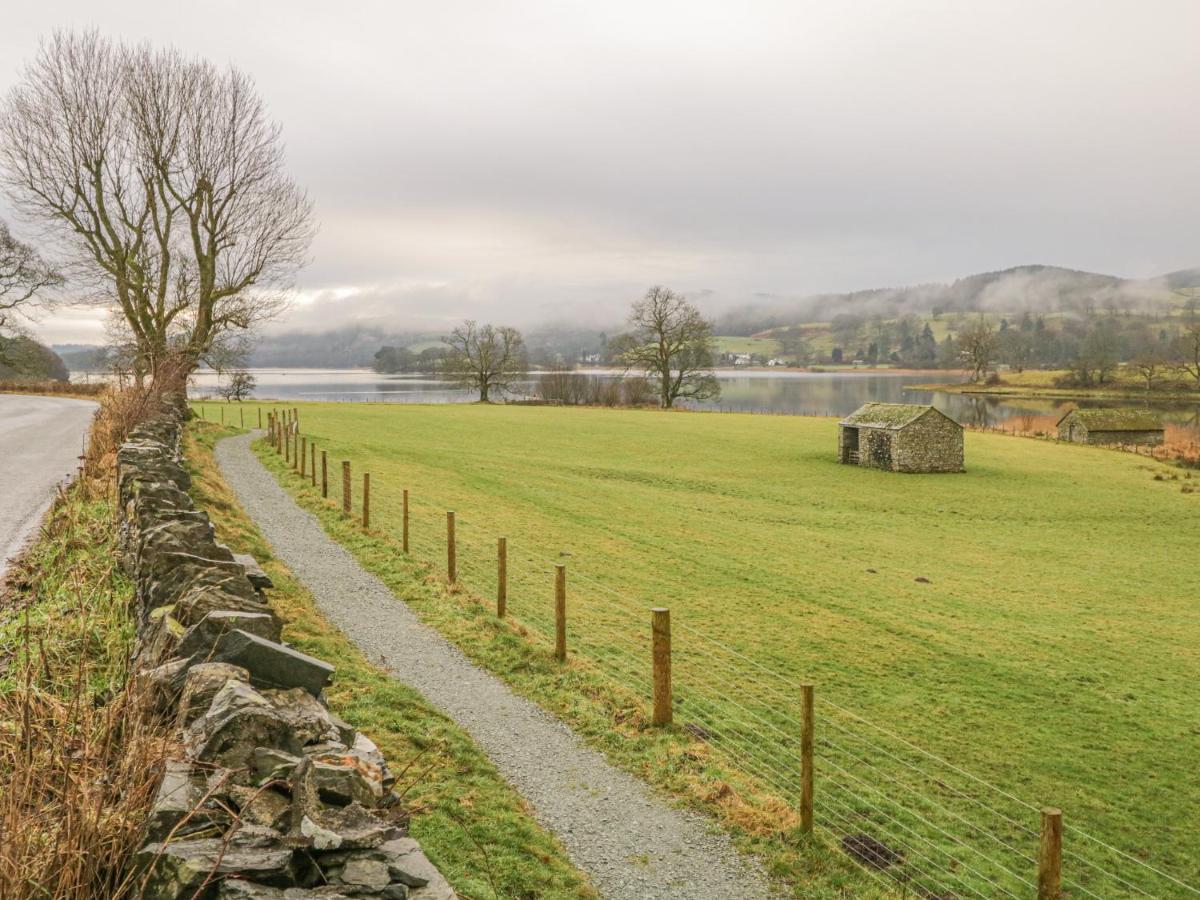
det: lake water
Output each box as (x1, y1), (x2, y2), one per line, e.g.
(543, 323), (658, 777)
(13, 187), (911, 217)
(186, 367), (1200, 434)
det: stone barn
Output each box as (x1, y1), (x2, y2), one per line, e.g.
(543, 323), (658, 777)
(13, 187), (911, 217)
(838, 403), (964, 473)
(1056, 408), (1164, 446)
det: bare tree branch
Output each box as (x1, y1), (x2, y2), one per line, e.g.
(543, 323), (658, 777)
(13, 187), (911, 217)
(619, 285), (719, 408)
(442, 320), (528, 402)
(0, 30), (314, 386)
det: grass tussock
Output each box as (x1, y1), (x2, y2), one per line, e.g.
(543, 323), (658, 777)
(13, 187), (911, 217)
(0, 378), (106, 397)
(0, 389), (175, 899)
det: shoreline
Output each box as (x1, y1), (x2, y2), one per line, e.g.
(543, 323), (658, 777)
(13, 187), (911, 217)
(911, 382), (1200, 402)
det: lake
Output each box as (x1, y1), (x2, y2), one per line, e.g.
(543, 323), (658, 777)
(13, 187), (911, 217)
(185, 367), (1200, 435)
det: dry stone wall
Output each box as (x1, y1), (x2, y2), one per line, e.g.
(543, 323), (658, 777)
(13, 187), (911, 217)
(119, 400), (455, 900)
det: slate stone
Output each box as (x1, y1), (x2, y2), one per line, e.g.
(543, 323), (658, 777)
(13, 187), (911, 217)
(234, 552), (275, 591)
(187, 681), (305, 771)
(207, 630), (334, 697)
(177, 662), (251, 726)
(135, 831), (295, 898)
(218, 881), (286, 898)
(177, 610), (283, 661)
(144, 759), (211, 843)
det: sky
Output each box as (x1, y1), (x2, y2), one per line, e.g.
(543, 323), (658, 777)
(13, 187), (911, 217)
(2, 0), (1198, 345)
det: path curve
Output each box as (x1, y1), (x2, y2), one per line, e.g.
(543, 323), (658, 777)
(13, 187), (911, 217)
(216, 431), (772, 900)
(0, 394), (96, 579)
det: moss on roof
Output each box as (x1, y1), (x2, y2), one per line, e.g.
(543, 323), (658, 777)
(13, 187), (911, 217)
(840, 402), (944, 429)
(1059, 408), (1164, 432)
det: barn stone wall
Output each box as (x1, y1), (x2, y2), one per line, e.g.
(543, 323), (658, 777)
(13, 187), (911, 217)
(1083, 428), (1163, 446)
(892, 412), (964, 473)
(1057, 417), (1164, 446)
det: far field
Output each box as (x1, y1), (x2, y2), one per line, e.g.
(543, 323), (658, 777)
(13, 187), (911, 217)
(201, 401), (1200, 897)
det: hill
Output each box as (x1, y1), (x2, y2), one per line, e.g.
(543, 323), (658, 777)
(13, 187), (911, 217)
(715, 264), (1192, 336)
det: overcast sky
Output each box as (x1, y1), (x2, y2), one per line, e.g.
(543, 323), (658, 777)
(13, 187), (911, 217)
(3, 0), (1198, 345)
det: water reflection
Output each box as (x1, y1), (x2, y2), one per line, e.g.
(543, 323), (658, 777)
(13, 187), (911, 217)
(186, 368), (1200, 438)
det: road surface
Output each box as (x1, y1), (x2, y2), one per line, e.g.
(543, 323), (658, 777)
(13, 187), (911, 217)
(0, 393), (96, 579)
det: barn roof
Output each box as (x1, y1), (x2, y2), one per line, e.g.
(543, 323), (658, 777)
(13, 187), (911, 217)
(840, 402), (956, 430)
(1056, 408), (1164, 432)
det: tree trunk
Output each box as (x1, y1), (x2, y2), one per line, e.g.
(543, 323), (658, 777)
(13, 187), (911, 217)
(480, 382), (489, 402)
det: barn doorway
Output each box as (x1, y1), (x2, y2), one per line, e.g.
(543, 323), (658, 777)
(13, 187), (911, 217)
(841, 426), (860, 463)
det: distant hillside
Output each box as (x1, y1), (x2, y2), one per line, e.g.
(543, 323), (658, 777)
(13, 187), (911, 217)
(248, 326), (431, 367)
(715, 264), (1192, 336)
(2, 336), (69, 381)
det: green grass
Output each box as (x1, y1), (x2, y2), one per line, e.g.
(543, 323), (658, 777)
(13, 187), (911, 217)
(186, 425), (598, 900)
(913, 367), (1200, 401)
(199, 400), (1200, 897)
(714, 336), (782, 356)
(0, 486), (134, 697)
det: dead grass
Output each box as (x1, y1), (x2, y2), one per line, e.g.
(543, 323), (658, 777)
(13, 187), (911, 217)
(0, 378), (106, 397)
(0, 387), (177, 899)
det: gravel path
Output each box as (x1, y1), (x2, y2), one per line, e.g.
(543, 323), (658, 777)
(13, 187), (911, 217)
(216, 431), (772, 900)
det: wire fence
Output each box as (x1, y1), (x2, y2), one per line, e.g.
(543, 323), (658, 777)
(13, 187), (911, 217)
(218, 405), (1200, 898)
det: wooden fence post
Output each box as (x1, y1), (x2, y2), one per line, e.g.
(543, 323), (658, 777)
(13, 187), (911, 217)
(300, 437), (307, 477)
(220, 406), (225, 425)
(292, 407), (298, 425)
(497, 537), (507, 617)
(310, 443), (317, 486)
(554, 564), (567, 662)
(801, 683), (814, 833)
(1038, 808), (1063, 900)
(446, 511), (457, 583)
(285, 427), (291, 463)
(342, 461), (351, 516)
(321, 451), (328, 498)
(258, 408), (262, 429)
(362, 472), (370, 528)
(294, 432), (301, 472)
(651, 607), (672, 725)
(402, 490), (410, 552)
(240, 407), (244, 428)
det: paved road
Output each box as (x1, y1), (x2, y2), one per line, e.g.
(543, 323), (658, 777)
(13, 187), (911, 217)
(217, 431), (773, 900)
(0, 394), (96, 578)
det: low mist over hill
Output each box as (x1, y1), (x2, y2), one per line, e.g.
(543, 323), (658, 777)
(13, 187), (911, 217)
(715, 265), (1197, 336)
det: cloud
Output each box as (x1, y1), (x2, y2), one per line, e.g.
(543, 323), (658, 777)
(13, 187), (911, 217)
(3, 0), (1198, 345)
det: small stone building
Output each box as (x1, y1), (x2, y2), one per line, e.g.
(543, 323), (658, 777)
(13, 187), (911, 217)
(838, 403), (964, 473)
(1056, 408), (1164, 446)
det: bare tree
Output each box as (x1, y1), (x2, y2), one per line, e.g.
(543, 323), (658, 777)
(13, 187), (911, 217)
(0, 219), (59, 334)
(442, 320), (528, 402)
(0, 30), (313, 385)
(619, 286), (719, 408)
(216, 370), (256, 402)
(957, 316), (998, 382)
(1174, 321), (1200, 389)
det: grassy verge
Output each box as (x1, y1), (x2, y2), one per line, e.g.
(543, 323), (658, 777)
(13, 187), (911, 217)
(0, 379), (107, 398)
(0, 418), (169, 897)
(221, 415), (886, 897)
(911, 368), (1200, 400)
(186, 423), (600, 900)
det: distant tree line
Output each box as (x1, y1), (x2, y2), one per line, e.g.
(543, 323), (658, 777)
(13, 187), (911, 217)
(372, 345), (449, 374)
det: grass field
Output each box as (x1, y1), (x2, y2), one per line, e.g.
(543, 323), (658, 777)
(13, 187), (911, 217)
(186, 425), (598, 900)
(199, 401), (1200, 897)
(714, 335), (782, 356)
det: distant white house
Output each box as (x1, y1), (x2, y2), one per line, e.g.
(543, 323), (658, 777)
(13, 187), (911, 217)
(731, 352), (752, 366)
(767, 358), (786, 367)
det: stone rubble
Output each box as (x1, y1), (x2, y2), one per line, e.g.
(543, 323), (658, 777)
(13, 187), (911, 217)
(119, 398), (455, 900)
